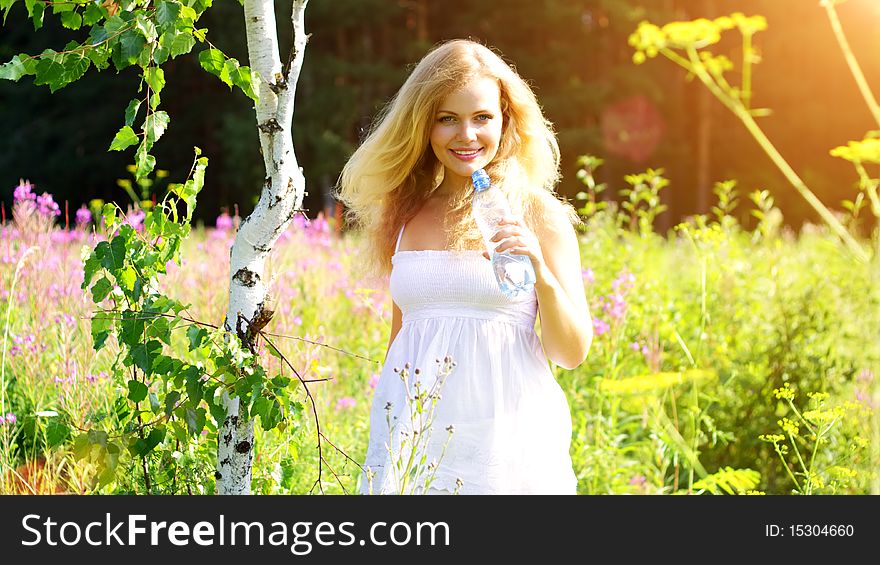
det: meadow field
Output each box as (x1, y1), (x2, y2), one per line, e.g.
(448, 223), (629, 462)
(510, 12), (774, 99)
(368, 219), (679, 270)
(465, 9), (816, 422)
(1, 170), (877, 496)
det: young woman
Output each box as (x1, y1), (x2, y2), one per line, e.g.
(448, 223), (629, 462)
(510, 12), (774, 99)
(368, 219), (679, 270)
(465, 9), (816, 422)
(337, 39), (592, 494)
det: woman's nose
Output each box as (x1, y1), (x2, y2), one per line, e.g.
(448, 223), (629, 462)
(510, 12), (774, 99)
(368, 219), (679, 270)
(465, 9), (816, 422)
(456, 123), (477, 140)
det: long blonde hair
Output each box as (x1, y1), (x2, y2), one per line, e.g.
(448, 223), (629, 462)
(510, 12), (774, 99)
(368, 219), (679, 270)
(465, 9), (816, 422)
(336, 39), (578, 277)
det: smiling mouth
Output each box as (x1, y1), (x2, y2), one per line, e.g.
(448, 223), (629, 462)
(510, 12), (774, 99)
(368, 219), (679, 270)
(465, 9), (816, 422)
(449, 148), (483, 156)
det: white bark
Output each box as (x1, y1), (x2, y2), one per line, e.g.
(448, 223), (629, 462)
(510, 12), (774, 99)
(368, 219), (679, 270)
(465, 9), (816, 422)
(216, 0), (309, 495)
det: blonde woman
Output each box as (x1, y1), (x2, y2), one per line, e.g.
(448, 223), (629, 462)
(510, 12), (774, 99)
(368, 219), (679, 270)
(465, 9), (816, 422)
(337, 39), (592, 494)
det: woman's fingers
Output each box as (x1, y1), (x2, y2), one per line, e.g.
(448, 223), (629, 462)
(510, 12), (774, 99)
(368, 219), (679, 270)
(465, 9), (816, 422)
(494, 236), (529, 254)
(490, 225), (522, 242)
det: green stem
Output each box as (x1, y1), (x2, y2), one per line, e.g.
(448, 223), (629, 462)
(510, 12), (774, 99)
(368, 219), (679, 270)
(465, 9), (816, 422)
(1, 247), (39, 425)
(742, 32), (753, 110)
(786, 398), (818, 438)
(853, 162), (880, 218)
(787, 431), (809, 493)
(678, 45), (869, 262)
(775, 442), (802, 492)
(823, 1), (880, 128)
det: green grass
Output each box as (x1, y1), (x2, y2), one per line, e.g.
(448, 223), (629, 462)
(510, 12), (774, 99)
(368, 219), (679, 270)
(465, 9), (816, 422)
(1, 200), (877, 494)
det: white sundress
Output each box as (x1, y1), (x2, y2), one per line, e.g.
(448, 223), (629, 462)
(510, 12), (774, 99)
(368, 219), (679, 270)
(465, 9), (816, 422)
(360, 225), (578, 495)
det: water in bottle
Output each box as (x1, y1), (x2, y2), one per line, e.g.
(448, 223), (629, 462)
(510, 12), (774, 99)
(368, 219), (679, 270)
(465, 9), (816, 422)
(471, 169), (537, 298)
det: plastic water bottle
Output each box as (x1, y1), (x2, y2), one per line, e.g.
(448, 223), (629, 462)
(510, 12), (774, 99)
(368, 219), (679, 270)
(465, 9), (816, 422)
(471, 169), (537, 298)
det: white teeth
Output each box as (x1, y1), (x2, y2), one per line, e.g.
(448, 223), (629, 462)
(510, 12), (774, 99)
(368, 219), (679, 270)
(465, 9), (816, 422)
(452, 149), (480, 155)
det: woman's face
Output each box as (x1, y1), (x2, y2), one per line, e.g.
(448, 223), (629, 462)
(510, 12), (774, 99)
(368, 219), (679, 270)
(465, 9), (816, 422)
(429, 76), (504, 187)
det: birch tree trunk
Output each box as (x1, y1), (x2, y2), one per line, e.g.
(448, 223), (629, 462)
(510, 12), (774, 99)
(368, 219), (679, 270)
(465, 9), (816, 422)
(216, 0), (310, 495)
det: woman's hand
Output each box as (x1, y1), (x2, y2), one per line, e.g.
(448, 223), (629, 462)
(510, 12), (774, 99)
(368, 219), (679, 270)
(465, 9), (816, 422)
(484, 216), (548, 278)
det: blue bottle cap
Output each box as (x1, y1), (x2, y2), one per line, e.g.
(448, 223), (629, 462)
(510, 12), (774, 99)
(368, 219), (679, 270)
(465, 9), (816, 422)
(471, 169), (491, 192)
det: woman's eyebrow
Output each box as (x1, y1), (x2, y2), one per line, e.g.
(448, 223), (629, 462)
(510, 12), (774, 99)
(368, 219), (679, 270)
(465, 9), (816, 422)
(436, 109), (494, 115)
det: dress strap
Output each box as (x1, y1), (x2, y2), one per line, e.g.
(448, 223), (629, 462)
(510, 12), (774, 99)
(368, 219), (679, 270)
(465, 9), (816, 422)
(394, 223), (406, 253)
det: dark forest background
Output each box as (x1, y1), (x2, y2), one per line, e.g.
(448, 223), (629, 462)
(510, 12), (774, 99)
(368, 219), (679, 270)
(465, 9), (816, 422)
(1, 0), (878, 232)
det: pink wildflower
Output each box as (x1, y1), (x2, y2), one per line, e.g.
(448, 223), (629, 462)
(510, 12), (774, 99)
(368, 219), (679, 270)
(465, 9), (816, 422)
(75, 205), (92, 226)
(581, 268), (595, 284)
(592, 317), (609, 336)
(215, 212), (234, 231)
(125, 209), (146, 231)
(36, 192), (61, 217)
(13, 179), (36, 203)
(336, 397), (356, 411)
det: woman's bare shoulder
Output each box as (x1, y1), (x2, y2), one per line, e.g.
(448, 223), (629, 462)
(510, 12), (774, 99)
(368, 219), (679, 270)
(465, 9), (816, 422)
(529, 190), (579, 238)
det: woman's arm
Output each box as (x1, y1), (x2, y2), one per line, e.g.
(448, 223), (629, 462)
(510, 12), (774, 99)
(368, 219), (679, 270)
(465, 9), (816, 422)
(489, 207), (593, 370)
(385, 301), (403, 363)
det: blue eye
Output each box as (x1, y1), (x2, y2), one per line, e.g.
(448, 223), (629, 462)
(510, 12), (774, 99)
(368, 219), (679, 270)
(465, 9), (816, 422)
(476, 114), (493, 121)
(438, 115), (456, 123)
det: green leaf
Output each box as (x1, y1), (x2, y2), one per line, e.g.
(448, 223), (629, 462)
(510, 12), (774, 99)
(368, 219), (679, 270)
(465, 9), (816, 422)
(156, 1), (180, 31)
(118, 265), (137, 291)
(144, 426), (166, 453)
(205, 388), (227, 424)
(33, 51), (63, 90)
(145, 111), (169, 143)
(146, 316), (173, 345)
(109, 126), (138, 151)
(82, 242), (106, 288)
(90, 312), (114, 350)
(120, 310), (146, 346)
(87, 45), (111, 70)
(134, 14), (157, 43)
(185, 368), (203, 405)
(45, 419), (70, 447)
(165, 390), (180, 417)
(91, 277), (113, 303)
(149, 391), (161, 413)
(103, 15), (125, 36)
(124, 99), (141, 127)
(106, 235), (127, 271)
(179, 5), (198, 24)
(0, 55), (29, 82)
(131, 339), (163, 374)
(50, 1), (73, 13)
(25, 0), (44, 30)
(170, 421), (187, 443)
(152, 355), (176, 376)
(1, 0), (18, 24)
(102, 203), (118, 231)
(254, 397), (282, 431)
(172, 156), (208, 221)
(60, 51), (90, 88)
(127, 379), (149, 403)
(73, 433), (91, 460)
(135, 142), (156, 180)
(60, 10), (82, 30)
(184, 406), (206, 436)
(198, 48), (231, 86)
(115, 30), (146, 71)
(230, 65), (259, 102)
(186, 325), (207, 351)
(265, 340), (283, 359)
(169, 31), (196, 58)
(83, 2), (103, 26)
